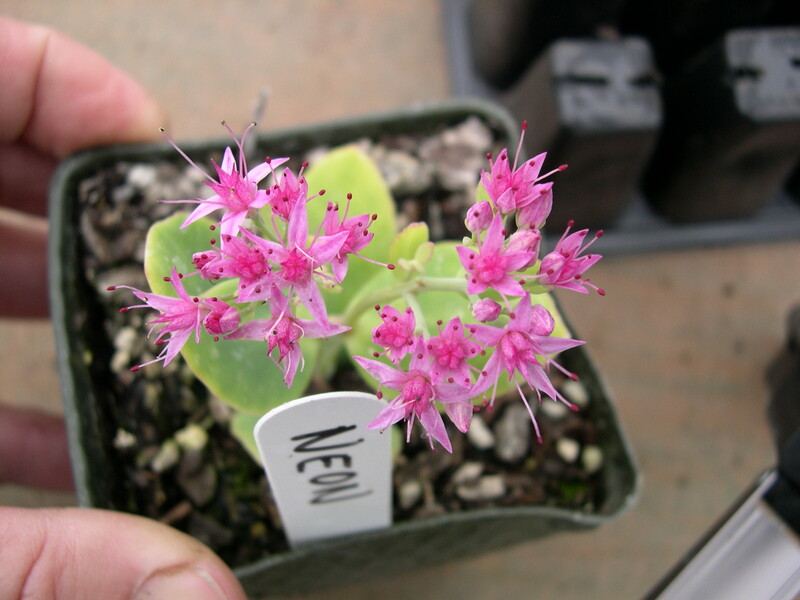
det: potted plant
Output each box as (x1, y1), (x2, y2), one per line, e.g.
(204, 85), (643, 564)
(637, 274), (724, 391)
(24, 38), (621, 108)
(49, 99), (638, 597)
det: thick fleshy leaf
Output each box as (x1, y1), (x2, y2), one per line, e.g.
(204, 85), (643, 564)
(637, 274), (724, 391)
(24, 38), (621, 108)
(388, 222), (430, 267)
(475, 180), (491, 205)
(144, 212), (316, 414)
(230, 411), (263, 464)
(304, 145), (397, 314)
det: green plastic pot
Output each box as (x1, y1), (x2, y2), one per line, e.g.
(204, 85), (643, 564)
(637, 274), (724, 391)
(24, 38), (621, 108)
(49, 99), (639, 597)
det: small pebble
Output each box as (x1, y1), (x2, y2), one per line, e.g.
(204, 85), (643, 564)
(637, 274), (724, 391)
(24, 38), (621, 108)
(540, 399), (570, 421)
(150, 439), (180, 473)
(451, 461), (483, 485)
(556, 438), (581, 464)
(178, 462), (218, 507)
(398, 480), (423, 510)
(175, 423), (209, 452)
(494, 404), (532, 463)
(110, 327), (139, 373)
(113, 428), (137, 450)
(127, 164), (158, 189)
(582, 445), (604, 474)
(466, 415), (495, 450)
(208, 397), (234, 424)
(561, 379), (590, 408)
(456, 475), (506, 502)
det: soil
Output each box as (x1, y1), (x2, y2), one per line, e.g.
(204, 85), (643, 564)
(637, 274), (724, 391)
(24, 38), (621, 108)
(74, 118), (607, 568)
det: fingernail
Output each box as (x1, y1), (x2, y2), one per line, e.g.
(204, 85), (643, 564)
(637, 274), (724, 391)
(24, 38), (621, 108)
(133, 566), (232, 600)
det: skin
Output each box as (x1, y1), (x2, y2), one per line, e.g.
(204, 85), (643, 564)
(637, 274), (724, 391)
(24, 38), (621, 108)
(0, 16), (246, 600)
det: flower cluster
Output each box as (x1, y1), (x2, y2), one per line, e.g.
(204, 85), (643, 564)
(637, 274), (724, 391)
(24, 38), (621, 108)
(350, 122), (604, 450)
(114, 120), (604, 453)
(113, 123), (385, 386)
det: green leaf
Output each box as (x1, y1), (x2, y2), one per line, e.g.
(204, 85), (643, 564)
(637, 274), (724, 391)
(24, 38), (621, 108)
(230, 411), (263, 465)
(475, 180), (491, 205)
(304, 145), (397, 314)
(143, 213), (316, 415)
(388, 222), (429, 265)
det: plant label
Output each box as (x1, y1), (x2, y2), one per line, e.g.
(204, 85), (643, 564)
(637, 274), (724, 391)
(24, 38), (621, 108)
(254, 391), (393, 547)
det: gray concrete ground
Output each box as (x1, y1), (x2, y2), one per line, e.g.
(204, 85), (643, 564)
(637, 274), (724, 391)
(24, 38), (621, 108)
(1, 2), (798, 598)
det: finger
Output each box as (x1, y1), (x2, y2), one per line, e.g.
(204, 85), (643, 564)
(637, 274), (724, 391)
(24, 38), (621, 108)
(0, 507), (248, 600)
(0, 404), (73, 491)
(0, 143), (55, 215)
(0, 206), (49, 317)
(0, 16), (166, 158)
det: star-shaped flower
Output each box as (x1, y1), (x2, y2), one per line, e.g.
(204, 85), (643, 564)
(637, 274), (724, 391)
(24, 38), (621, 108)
(456, 213), (535, 297)
(538, 222), (604, 295)
(242, 197), (348, 325)
(226, 286), (348, 387)
(470, 293), (584, 441)
(354, 337), (473, 453)
(109, 268), (239, 369)
(163, 125), (288, 240)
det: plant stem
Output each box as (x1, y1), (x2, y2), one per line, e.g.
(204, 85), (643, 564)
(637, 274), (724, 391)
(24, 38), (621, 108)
(339, 275), (469, 325)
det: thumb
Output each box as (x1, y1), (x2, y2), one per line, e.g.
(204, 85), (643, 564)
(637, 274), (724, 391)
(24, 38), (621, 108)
(0, 507), (247, 600)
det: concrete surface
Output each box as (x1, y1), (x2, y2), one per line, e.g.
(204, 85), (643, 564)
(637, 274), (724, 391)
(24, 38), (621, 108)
(1, 2), (798, 599)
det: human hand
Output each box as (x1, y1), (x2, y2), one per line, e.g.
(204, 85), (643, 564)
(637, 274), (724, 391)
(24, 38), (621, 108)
(0, 14), (164, 317)
(0, 16), (247, 600)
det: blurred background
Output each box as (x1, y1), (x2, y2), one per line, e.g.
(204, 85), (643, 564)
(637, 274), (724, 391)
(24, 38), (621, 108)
(1, 1), (799, 598)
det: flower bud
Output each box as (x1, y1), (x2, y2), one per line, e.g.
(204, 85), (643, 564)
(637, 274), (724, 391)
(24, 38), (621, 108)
(515, 182), (553, 230)
(472, 298), (501, 322)
(506, 228), (542, 269)
(465, 201), (493, 233)
(203, 301), (240, 336)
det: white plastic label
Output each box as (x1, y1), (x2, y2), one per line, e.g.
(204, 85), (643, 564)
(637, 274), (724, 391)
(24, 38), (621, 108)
(254, 391), (392, 547)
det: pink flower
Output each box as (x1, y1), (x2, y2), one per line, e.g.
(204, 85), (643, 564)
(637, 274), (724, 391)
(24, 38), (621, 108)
(109, 268), (239, 369)
(203, 300), (241, 340)
(515, 181), (553, 230)
(163, 124), (289, 241)
(472, 298), (501, 323)
(227, 286), (348, 387)
(266, 163), (309, 222)
(354, 338), (473, 453)
(480, 122), (565, 220)
(470, 293), (584, 442)
(322, 195), (378, 282)
(456, 213), (535, 297)
(538, 222), (604, 295)
(192, 234), (274, 302)
(371, 305), (416, 363)
(426, 317), (480, 386)
(465, 200), (493, 234)
(243, 197), (348, 325)
(505, 228), (542, 270)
